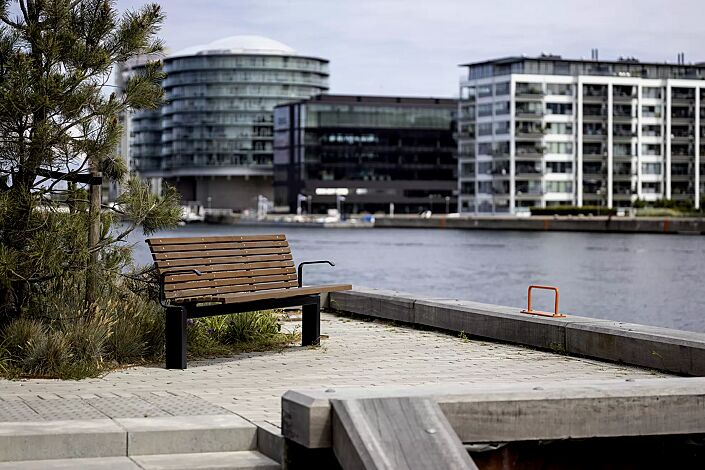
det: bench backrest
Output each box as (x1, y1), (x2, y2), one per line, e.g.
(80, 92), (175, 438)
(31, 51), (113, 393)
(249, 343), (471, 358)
(147, 234), (297, 303)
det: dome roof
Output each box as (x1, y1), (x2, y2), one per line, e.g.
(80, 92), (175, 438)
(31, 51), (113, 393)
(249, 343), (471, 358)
(170, 35), (297, 58)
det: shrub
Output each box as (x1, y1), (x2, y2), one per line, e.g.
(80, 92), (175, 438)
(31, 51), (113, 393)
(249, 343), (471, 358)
(21, 330), (69, 377)
(186, 317), (229, 357)
(63, 313), (112, 374)
(2, 317), (47, 362)
(106, 295), (165, 364)
(223, 311), (281, 344)
(530, 206), (617, 216)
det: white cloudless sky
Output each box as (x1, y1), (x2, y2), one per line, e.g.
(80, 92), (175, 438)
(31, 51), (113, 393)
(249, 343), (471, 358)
(114, 0), (705, 97)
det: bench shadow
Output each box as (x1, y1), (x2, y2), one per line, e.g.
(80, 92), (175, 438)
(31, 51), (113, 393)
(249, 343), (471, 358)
(136, 344), (319, 371)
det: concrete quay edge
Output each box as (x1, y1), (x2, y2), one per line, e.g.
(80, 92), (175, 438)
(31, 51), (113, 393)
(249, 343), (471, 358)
(374, 215), (705, 234)
(327, 287), (705, 376)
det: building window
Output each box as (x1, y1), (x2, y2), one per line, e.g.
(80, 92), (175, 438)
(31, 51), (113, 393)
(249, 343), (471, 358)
(494, 101), (510, 115)
(613, 144), (632, 157)
(546, 83), (572, 96)
(495, 82), (510, 96)
(516, 82), (543, 95)
(642, 162), (661, 174)
(545, 181), (573, 193)
(641, 125), (661, 137)
(642, 144), (661, 156)
(478, 85), (493, 98)
(546, 102), (572, 115)
(642, 105), (661, 118)
(478, 143), (492, 155)
(478, 161), (492, 175)
(478, 104), (493, 117)
(641, 182), (661, 194)
(546, 122), (573, 135)
(460, 182), (475, 195)
(460, 163), (475, 177)
(545, 142), (573, 154)
(494, 121), (510, 135)
(546, 161), (573, 173)
(478, 123), (493, 136)
(642, 87), (662, 99)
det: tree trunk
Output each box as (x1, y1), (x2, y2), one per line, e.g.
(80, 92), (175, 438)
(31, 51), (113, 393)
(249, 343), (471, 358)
(85, 165), (102, 309)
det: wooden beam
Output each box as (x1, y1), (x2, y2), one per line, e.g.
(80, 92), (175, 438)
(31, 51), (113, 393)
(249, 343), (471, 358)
(330, 397), (477, 470)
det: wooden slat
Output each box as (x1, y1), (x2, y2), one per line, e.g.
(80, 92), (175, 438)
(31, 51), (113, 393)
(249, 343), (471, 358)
(165, 266), (296, 283)
(151, 240), (289, 253)
(331, 397), (478, 470)
(147, 234), (286, 246)
(165, 273), (297, 292)
(155, 253), (293, 269)
(154, 246), (291, 261)
(172, 284), (351, 305)
(213, 284), (352, 304)
(166, 280), (299, 300)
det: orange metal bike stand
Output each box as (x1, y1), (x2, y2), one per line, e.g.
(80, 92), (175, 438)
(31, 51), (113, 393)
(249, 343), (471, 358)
(520, 284), (567, 318)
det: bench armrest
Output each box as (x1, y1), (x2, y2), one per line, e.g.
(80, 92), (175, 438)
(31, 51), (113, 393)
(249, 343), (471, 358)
(297, 261), (335, 288)
(158, 269), (203, 308)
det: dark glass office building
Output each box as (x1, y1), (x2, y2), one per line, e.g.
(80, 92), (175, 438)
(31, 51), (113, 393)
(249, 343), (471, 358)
(273, 95), (458, 214)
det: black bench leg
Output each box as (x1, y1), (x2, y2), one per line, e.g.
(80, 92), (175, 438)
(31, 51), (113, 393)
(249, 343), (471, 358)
(165, 306), (187, 369)
(302, 295), (321, 346)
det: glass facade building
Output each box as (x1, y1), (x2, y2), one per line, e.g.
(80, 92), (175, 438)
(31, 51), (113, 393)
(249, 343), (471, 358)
(273, 95), (458, 214)
(128, 36), (329, 210)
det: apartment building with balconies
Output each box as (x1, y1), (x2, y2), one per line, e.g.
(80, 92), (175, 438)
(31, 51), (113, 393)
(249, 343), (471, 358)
(458, 55), (705, 214)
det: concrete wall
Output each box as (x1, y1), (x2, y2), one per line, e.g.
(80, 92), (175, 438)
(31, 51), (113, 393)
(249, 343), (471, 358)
(375, 215), (705, 234)
(328, 287), (705, 376)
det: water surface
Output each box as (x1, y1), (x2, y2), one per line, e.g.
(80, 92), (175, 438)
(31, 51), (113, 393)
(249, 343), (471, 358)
(129, 225), (705, 333)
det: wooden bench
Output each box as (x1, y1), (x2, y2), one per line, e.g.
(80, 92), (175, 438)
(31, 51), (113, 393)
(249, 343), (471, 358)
(147, 234), (351, 369)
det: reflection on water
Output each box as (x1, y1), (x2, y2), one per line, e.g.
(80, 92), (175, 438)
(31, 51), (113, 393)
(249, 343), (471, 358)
(129, 225), (705, 333)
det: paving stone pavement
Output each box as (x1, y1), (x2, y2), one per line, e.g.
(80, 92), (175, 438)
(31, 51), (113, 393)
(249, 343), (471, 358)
(0, 312), (668, 428)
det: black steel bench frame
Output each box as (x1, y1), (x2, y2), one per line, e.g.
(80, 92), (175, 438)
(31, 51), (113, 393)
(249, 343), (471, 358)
(149, 234), (350, 369)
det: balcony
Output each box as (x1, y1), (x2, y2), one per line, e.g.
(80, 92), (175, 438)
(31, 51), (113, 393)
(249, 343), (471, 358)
(583, 132), (607, 141)
(613, 107), (633, 122)
(671, 90), (694, 105)
(613, 131), (636, 142)
(515, 126), (545, 139)
(671, 150), (694, 158)
(583, 87), (607, 102)
(515, 165), (542, 177)
(671, 133), (693, 143)
(515, 145), (545, 158)
(515, 109), (544, 119)
(613, 93), (635, 103)
(583, 108), (607, 121)
(583, 147), (606, 157)
(671, 109), (695, 121)
(515, 184), (543, 196)
(515, 85), (544, 100)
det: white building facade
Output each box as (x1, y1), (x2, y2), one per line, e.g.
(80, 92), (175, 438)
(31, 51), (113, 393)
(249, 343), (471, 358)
(458, 56), (705, 214)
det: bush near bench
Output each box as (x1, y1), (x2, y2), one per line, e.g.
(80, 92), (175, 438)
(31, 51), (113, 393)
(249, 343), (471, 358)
(0, 271), (297, 380)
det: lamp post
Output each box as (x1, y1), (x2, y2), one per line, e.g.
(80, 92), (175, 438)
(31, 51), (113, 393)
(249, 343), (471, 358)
(296, 193), (307, 215)
(336, 195), (346, 220)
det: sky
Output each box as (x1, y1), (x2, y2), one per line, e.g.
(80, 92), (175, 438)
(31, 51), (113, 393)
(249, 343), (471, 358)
(114, 0), (705, 97)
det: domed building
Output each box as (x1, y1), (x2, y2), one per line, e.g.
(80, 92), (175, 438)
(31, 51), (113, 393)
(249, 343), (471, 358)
(133, 36), (329, 211)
